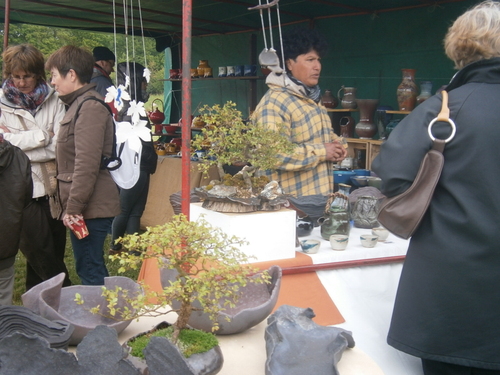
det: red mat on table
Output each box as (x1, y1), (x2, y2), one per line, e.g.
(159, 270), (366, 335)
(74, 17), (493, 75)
(138, 251), (344, 326)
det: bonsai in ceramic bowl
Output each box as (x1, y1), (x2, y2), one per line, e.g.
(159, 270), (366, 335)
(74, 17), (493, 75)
(191, 101), (295, 212)
(79, 214), (272, 372)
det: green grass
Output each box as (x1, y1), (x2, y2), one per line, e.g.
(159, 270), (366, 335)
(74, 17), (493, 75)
(13, 233), (140, 305)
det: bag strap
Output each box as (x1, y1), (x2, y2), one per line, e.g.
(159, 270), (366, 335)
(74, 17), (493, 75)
(18, 116), (29, 131)
(74, 97), (122, 170)
(39, 161), (56, 196)
(428, 90), (456, 153)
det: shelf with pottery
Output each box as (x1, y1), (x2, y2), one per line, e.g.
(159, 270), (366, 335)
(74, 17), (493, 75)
(382, 110), (410, 115)
(326, 108), (358, 112)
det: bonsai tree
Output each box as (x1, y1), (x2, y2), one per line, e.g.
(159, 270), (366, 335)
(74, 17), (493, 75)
(190, 101), (296, 212)
(191, 101), (295, 188)
(77, 214), (270, 344)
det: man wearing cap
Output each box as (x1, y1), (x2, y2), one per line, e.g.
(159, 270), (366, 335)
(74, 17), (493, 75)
(91, 46), (116, 97)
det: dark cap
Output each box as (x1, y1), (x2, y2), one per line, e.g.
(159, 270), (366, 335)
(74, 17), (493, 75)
(93, 46), (115, 62)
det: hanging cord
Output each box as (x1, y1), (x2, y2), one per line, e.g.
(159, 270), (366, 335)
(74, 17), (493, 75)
(266, 0), (273, 50)
(123, 0), (130, 82)
(129, 0), (138, 101)
(276, 1), (285, 74)
(137, 0), (148, 71)
(112, 0), (118, 87)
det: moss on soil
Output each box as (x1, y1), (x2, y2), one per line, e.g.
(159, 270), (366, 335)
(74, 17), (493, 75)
(129, 326), (219, 359)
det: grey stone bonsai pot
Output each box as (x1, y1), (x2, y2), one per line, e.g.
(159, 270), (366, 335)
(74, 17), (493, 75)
(22, 273), (142, 345)
(160, 265), (282, 335)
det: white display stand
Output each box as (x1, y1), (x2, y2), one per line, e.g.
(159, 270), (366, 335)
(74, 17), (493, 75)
(190, 203), (296, 262)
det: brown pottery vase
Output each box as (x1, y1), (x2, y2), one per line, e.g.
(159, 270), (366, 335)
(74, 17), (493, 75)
(321, 89), (338, 109)
(396, 68), (418, 111)
(339, 116), (355, 138)
(416, 81), (433, 105)
(197, 60), (210, 78)
(337, 86), (357, 109)
(354, 99), (379, 139)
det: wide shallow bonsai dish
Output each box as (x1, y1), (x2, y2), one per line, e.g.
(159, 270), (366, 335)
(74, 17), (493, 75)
(22, 273), (142, 345)
(161, 265), (282, 335)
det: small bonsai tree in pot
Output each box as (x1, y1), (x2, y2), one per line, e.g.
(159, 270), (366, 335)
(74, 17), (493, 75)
(191, 101), (295, 212)
(78, 214), (271, 358)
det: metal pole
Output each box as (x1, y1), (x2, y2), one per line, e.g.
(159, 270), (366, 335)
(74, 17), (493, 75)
(181, 0), (192, 219)
(3, 0), (11, 51)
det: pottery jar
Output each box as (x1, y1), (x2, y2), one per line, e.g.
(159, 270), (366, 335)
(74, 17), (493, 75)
(318, 184), (351, 240)
(337, 86), (357, 109)
(416, 81), (433, 105)
(321, 89), (338, 109)
(197, 60), (210, 77)
(339, 115), (355, 138)
(351, 195), (380, 229)
(396, 68), (418, 111)
(354, 99), (379, 139)
(218, 66), (227, 77)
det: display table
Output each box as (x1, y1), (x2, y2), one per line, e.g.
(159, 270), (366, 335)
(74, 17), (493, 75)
(141, 156), (219, 228)
(137, 225), (423, 375)
(117, 311), (385, 375)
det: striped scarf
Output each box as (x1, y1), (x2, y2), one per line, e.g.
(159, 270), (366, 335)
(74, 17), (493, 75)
(287, 73), (321, 103)
(2, 79), (49, 115)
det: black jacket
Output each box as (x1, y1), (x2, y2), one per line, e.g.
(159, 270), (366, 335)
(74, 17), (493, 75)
(373, 58), (500, 369)
(0, 139), (32, 269)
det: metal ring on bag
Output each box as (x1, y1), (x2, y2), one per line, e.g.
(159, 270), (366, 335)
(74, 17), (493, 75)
(427, 117), (456, 143)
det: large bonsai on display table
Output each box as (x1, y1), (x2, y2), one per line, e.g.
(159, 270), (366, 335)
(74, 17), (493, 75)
(191, 101), (295, 212)
(78, 214), (270, 346)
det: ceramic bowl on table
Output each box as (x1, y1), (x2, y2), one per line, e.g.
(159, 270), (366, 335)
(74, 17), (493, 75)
(372, 227), (389, 241)
(300, 239), (321, 254)
(360, 234), (378, 248)
(353, 169), (371, 176)
(163, 125), (178, 134)
(367, 176), (382, 189)
(329, 234), (349, 251)
(350, 176), (369, 188)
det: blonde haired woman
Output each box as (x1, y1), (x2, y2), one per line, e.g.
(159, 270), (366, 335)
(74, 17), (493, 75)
(373, 2), (500, 373)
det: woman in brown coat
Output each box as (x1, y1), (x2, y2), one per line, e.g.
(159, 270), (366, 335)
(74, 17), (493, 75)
(46, 46), (120, 285)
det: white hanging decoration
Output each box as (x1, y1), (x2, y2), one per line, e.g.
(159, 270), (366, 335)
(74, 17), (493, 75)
(143, 67), (151, 83)
(127, 100), (147, 126)
(115, 120), (151, 153)
(104, 84), (131, 112)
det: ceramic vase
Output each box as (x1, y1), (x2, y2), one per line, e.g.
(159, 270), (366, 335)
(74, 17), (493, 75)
(339, 116), (354, 138)
(396, 68), (418, 111)
(354, 99), (379, 139)
(197, 60), (210, 78)
(351, 195), (380, 229)
(318, 184), (351, 240)
(416, 81), (433, 105)
(321, 89), (338, 109)
(337, 86), (357, 109)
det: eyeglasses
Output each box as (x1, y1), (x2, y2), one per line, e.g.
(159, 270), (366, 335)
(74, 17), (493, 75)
(11, 74), (36, 82)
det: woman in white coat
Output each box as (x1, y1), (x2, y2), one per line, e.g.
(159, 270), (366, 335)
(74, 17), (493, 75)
(0, 44), (71, 290)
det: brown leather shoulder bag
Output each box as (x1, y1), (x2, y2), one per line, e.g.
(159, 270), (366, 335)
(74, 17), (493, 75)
(377, 91), (456, 239)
